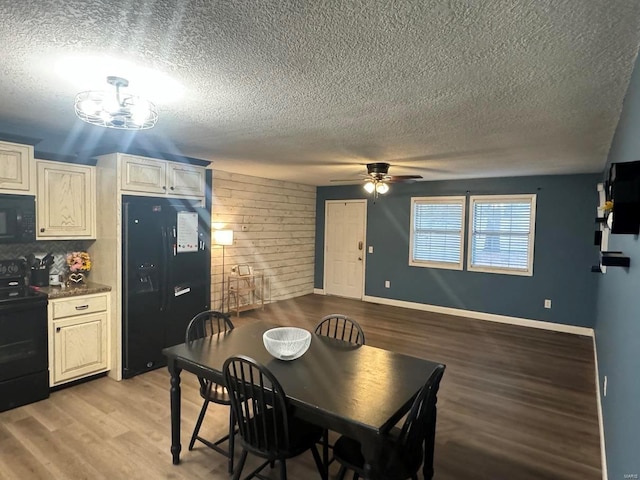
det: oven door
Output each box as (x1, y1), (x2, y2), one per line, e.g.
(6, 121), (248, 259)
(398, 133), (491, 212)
(0, 298), (48, 382)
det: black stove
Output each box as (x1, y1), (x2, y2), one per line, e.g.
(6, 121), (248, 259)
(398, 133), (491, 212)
(0, 258), (49, 412)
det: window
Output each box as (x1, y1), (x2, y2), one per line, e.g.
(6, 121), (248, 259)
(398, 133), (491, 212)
(468, 194), (536, 276)
(410, 196), (465, 270)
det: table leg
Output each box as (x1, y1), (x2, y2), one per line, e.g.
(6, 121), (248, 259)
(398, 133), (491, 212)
(168, 359), (182, 465)
(358, 435), (383, 480)
(322, 429), (329, 480)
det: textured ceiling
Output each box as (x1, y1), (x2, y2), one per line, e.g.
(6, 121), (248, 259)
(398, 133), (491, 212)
(0, 0), (639, 185)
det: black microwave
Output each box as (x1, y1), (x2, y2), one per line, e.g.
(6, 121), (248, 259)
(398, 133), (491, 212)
(0, 194), (36, 244)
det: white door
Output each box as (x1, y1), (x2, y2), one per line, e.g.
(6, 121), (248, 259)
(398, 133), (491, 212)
(324, 200), (367, 299)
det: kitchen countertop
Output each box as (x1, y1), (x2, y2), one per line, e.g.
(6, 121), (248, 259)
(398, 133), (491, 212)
(35, 281), (112, 299)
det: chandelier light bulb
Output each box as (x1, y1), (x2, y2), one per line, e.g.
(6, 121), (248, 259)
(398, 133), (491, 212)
(364, 182), (375, 193)
(79, 98), (99, 114)
(131, 102), (150, 125)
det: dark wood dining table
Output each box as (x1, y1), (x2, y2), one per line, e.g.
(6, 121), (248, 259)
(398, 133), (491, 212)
(162, 321), (444, 480)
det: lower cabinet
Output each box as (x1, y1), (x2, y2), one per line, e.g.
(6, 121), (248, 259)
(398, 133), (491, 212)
(49, 292), (110, 387)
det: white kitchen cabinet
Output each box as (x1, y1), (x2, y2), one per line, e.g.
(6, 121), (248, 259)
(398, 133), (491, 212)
(120, 154), (205, 198)
(0, 140), (34, 194)
(36, 160), (96, 239)
(167, 162), (206, 197)
(49, 292), (110, 386)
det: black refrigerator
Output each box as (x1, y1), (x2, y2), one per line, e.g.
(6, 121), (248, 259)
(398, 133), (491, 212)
(122, 196), (210, 379)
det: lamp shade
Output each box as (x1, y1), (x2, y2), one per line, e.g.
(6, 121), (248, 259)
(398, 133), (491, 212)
(375, 182), (389, 194)
(213, 229), (234, 246)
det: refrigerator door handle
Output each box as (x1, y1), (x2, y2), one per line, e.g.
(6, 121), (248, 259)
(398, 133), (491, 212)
(160, 224), (170, 312)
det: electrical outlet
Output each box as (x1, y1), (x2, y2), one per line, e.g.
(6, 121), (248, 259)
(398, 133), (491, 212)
(544, 299), (552, 309)
(385, 280), (390, 288)
(368, 246), (373, 253)
(604, 375), (608, 397)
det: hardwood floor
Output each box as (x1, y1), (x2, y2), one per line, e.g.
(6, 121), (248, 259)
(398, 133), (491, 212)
(0, 294), (601, 479)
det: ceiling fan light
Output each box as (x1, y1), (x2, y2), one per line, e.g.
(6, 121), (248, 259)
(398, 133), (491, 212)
(376, 182), (389, 194)
(364, 181), (375, 193)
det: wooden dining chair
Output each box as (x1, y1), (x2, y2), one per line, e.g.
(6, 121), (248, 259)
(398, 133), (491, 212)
(223, 355), (326, 480)
(315, 314), (365, 345)
(334, 364), (446, 480)
(314, 314), (366, 471)
(185, 310), (236, 474)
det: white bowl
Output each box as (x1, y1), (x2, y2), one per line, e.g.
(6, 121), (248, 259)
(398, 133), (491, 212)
(263, 327), (311, 361)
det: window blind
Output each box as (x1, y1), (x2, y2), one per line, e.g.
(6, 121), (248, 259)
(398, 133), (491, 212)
(412, 201), (463, 265)
(470, 200), (532, 271)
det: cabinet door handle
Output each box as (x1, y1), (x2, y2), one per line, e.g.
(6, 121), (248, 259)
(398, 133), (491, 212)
(40, 228), (45, 232)
(75, 305), (89, 310)
(56, 327), (61, 332)
(170, 186), (175, 190)
(162, 185), (167, 190)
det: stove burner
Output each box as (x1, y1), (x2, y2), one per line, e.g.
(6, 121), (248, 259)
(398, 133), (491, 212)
(0, 259), (25, 278)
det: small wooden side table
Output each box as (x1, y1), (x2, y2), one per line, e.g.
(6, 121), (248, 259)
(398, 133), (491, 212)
(227, 272), (265, 317)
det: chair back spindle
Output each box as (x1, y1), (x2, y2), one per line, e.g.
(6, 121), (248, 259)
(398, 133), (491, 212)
(396, 364), (446, 462)
(186, 310), (234, 343)
(315, 314), (365, 345)
(223, 355), (291, 456)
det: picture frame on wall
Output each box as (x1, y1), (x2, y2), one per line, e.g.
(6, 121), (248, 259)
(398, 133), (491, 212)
(237, 264), (251, 276)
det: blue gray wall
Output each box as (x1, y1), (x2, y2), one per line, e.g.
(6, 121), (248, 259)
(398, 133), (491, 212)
(316, 174), (600, 327)
(595, 52), (640, 478)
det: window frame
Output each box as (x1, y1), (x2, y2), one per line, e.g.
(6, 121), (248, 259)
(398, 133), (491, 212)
(467, 194), (537, 276)
(409, 195), (466, 271)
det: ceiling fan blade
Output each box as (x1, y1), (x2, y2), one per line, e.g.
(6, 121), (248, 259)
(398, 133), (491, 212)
(386, 175), (423, 183)
(330, 178), (364, 182)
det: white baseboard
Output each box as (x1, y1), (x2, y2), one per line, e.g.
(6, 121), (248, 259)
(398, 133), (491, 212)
(361, 295), (594, 337)
(592, 336), (608, 480)
(313, 288), (325, 295)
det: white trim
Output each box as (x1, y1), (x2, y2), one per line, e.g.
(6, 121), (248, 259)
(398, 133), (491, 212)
(592, 335), (608, 480)
(313, 288), (325, 295)
(467, 194), (537, 276)
(409, 195), (466, 270)
(362, 294), (594, 337)
(323, 199), (368, 299)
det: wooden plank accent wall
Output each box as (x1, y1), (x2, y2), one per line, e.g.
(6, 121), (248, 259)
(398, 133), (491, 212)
(211, 170), (316, 308)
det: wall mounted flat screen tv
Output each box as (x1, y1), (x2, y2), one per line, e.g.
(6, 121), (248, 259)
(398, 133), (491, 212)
(607, 160), (640, 234)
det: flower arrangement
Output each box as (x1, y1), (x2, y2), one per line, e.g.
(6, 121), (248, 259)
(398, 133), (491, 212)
(66, 251), (91, 273)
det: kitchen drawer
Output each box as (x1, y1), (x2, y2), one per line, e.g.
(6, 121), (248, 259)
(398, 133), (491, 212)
(51, 293), (108, 319)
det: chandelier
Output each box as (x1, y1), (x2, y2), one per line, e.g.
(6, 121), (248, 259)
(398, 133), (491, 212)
(74, 76), (158, 130)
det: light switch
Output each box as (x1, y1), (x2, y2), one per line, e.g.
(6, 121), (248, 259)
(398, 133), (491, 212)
(368, 246), (373, 253)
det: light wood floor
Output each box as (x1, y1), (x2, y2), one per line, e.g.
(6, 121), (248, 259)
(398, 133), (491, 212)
(0, 294), (601, 479)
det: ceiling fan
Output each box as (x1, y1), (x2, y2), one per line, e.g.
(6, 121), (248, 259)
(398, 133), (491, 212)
(331, 162), (423, 196)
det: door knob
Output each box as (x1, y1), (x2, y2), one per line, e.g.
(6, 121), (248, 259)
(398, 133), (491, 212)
(358, 257), (362, 261)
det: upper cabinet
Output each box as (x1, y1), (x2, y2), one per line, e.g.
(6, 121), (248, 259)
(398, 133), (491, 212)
(120, 154), (206, 198)
(36, 160), (96, 239)
(0, 140), (34, 194)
